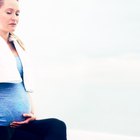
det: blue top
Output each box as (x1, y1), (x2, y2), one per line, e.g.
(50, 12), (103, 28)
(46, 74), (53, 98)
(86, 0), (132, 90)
(0, 56), (31, 126)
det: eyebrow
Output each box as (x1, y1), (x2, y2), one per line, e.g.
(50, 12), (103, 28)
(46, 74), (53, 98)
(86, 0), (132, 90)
(6, 8), (20, 12)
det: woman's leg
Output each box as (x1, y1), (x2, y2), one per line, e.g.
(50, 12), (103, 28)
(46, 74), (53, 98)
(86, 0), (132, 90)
(11, 128), (41, 140)
(0, 126), (14, 140)
(12, 118), (67, 140)
(11, 128), (42, 140)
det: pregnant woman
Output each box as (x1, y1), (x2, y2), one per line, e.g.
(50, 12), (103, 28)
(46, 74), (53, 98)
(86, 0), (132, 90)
(0, 0), (67, 140)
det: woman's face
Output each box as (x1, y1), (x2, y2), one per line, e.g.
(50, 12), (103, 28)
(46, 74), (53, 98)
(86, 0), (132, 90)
(0, 0), (20, 33)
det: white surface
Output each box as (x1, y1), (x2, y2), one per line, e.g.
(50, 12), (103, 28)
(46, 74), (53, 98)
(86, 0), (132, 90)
(67, 130), (140, 140)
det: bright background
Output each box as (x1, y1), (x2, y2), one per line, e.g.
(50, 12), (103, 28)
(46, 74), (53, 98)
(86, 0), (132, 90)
(16, 0), (140, 137)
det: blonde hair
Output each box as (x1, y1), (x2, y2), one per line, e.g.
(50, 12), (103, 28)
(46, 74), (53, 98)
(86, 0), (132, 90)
(10, 33), (25, 51)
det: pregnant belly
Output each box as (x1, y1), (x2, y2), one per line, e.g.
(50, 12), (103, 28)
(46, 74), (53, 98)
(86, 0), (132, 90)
(0, 82), (31, 126)
(0, 98), (31, 126)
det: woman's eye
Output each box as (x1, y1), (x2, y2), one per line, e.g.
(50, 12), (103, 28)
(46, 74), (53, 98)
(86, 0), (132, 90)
(16, 12), (20, 16)
(6, 11), (12, 14)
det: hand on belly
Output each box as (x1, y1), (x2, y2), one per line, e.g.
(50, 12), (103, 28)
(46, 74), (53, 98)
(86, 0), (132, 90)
(10, 113), (36, 128)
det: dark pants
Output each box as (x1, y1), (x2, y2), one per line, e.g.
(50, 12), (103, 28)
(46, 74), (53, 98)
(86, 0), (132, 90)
(0, 118), (67, 140)
(0, 126), (14, 140)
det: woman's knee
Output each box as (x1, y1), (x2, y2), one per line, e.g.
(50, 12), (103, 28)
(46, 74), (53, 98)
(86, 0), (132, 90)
(49, 118), (67, 131)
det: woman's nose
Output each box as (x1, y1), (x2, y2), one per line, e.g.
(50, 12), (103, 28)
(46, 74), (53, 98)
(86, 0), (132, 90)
(11, 14), (18, 21)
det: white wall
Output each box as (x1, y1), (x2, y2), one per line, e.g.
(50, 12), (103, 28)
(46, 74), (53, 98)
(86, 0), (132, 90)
(17, 0), (140, 137)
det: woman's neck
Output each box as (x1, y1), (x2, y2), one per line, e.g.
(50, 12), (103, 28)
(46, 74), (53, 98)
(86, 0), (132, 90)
(0, 31), (9, 43)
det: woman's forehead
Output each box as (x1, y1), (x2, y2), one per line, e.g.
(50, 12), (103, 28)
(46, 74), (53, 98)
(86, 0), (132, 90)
(2, 0), (19, 10)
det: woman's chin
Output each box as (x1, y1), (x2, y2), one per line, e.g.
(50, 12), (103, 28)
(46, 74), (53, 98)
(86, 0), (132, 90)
(10, 29), (16, 32)
(8, 27), (16, 32)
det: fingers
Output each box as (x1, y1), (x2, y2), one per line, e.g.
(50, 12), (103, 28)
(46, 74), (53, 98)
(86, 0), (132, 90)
(10, 119), (30, 127)
(10, 113), (36, 128)
(23, 113), (32, 118)
(23, 113), (36, 120)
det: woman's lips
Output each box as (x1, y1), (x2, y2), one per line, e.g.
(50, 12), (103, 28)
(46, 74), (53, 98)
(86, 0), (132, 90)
(9, 23), (17, 26)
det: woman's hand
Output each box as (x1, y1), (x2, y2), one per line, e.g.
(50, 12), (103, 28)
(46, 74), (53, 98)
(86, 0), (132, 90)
(10, 113), (36, 128)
